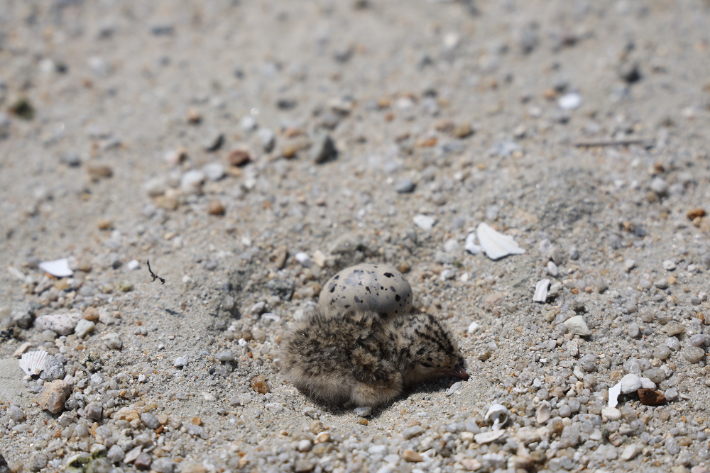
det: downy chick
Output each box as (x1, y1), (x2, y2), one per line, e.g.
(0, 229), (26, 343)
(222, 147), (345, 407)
(280, 307), (468, 407)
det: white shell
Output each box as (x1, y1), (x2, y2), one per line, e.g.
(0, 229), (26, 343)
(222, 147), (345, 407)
(536, 401), (551, 424)
(464, 232), (481, 255)
(477, 223), (525, 260)
(318, 263), (413, 317)
(533, 279), (550, 303)
(608, 382), (622, 408)
(18, 350), (48, 376)
(38, 258), (73, 277)
(474, 430), (506, 444)
(485, 403), (509, 430)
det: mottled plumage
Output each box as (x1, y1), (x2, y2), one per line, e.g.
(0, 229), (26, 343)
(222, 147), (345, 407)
(280, 307), (468, 407)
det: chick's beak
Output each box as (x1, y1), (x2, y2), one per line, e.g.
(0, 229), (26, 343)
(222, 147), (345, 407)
(439, 363), (469, 381)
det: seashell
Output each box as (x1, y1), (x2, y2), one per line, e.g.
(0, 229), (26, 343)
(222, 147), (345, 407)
(485, 403), (509, 430)
(608, 382), (622, 408)
(533, 279), (550, 303)
(38, 258), (73, 278)
(18, 350), (48, 376)
(318, 263), (413, 318)
(474, 430), (506, 444)
(536, 402), (551, 424)
(476, 223), (525, 260)
(464, 232), (481, 255)
(446, 381), (463, 397)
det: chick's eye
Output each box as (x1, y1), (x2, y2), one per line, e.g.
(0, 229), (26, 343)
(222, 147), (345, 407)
(421, 362), (432, 368)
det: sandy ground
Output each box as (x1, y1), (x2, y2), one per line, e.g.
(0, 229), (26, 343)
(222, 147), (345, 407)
(2, 1), (710, 472)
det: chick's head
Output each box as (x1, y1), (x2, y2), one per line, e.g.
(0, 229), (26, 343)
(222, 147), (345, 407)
(396, 313), (469, 386)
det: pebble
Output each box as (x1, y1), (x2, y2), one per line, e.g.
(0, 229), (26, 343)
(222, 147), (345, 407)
(141, 412), (160, 429)
(258, 128), (275, 152)
(620, 374), (642, 394)
(310, 134), (337, 164)
(39, 380), (71, 414)
(662, 260), (677, 271)
(474, 430), (506, 444)
(207, 200), (226, 216)
(134, 451), (152, 470)
(8, 405), (24, 422)
(564, 315), (591, 336)
(202, 162), (225, 181)
(395, 178), (416, 194)
(682, 346), (704, 363)
(102, 332), (123, 350)
(602, 407), (622, 421)
(413, 214), (436, 230)
(174, 357), (188, 368)
(558, 92), (582, 110)
(295, 252), (312, 267)
(34, 312), (82, 336)
(180, 170), (205, 194)
(127, 259), (140, 270)
(650, 177), (668, 195)
(74, 319), (95, 338)
(152, 458), (176, 473)
(107, 445), (125, 463)
(28, 453), (48, 472)
(402, 449), (422, 462)
(216, 350), (234, 362)
(402, 425), (425, 439)
(203, 130), (224, 151)
(666, 337), (681, 351)
(665, 388), (679, 401)
(228, 149), (251, 167)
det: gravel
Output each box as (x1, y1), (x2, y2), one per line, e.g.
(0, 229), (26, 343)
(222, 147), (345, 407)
(1, 2), (710, 472)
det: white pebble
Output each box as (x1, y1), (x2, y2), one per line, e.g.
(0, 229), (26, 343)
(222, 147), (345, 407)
(467, 322), (480, 334)
(126, 260), (140, 271)
(558, 92), (582, 110)
(620, 374), (641, 394)
(295, 252), (312, 267)
(413, 214), (436, 230)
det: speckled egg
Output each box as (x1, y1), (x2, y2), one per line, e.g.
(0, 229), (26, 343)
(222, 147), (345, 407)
(318, 263), (413, 317)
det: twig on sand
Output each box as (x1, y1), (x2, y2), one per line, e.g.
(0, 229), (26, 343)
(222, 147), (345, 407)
(574, 138), (655, 148)
(147, 260), (165, 284)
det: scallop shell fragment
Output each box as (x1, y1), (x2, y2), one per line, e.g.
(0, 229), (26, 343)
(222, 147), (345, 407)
(38, 258), (73, 278)
(19, 350), (48, 376)
(485, 403), (509, 430)
(536, 401), (551, 424)
(533, 279), (550, 303)
(477, 223), (525, 260)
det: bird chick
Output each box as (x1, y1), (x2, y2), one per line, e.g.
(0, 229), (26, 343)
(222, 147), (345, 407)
(280, 307), (468, 407)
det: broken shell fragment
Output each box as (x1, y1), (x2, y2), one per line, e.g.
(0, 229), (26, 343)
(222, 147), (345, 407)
(608, 382), (622, 408)
(464, 232), (481, 255)
(474, 430), (506, 444)
(477, 223), (525, 260)
(536, 402), (551, 424)
(485, 403), (509, 430)
(19, 350), (48, 376)
(533, 279), (550, 303)
(38, 258), (73, 278)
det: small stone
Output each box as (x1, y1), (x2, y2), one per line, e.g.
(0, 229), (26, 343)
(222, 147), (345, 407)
(34, 313), (81, 336)
(206, 200), (226, 216)
(664, 388), (679, 402)
(8, 405), (24, 422)
(310, 134), (337, 164)
(558, 92), (582, 110)
(87, 164), (113, 181)
(453, 122), (474, 139)
(124, 446), (142, 464)
(402, 425), (425, 439)
(315, 432), (330, 443)
(653, 345), (671, 360)
(295, 252), (312, 267)
(203, 130), (224, 152)
(602, 407), (621, 421)
(662, 260), (677, 271)
(152, 458), (176, 473)
(116, 281), (133, 292)
(127, 259), (140, 270)
(664, 323), (685, 336)
(395, 178), (416, 194)
(621, 443), (643, 461)
(134, 452), (152, 470)
(102, 332), (122, 350)
(298, 440), (313, 452)
(638, 388), (666, 406)
(654, 278), (669, 289)
(107, 445), (125, 463)
(141, 412), (160, 430)
(461, 459), (483, 471)
(28, 453), (48, 472)
(39, 380), (70, 414)
(413, 214), (436, 230)
(682, 346), (704, 363)
(202, 162), (225, 181)
(650, 177), (668, 195)
(402, 449), (422, 462)
(628, 322), (640, 338)
(474, 430), (506, 444)
(215, 351), (234, 362)
(618, 62), (641, 83)
(354, 407), (371, 417)
(97, 219), (112, 230)
(250, 375), (270, 394)
(564, 315), (591, 336)
(258, 128), (275, 152)
(86, 402), (102, 420)
(228, 149), (252, 167)
(74, 319), (95, 338)
(173, 357), (188, 368)
(180, 170), (205, 194)
(620, 374), (642, 394)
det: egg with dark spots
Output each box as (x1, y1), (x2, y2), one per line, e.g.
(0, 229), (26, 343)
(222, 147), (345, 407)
(318, 263), (413, 317)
